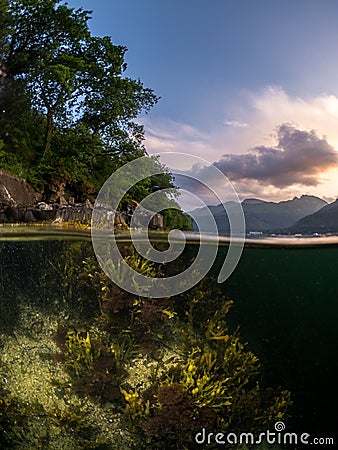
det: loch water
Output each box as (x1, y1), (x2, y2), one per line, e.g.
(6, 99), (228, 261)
(220, 241), (338, 438)
(0, 229), (337, 449)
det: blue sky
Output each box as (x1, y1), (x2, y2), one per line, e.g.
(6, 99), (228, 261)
(69, 0), (338, 202)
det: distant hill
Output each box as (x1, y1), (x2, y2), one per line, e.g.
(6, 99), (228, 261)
(242, 195), (327, 232)
(189, 195), (328, 234)
(242, 198), (267, 205)
(288, 199), (338, 234)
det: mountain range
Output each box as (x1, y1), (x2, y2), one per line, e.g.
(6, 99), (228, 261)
(189, 195), (338, 234)
(289, 199), (338, 234)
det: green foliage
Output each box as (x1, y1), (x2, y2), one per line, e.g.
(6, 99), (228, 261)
(0, 1), (193, 226)
(162, 208), (194, 230)
(110, 334), (139, 366)
(0, 0), (174, 207)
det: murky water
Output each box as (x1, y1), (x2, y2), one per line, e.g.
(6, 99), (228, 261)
(0, 228), (337, 449)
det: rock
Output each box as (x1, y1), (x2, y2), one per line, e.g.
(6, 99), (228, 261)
(0, 171), (93, 224)
(32, 209), (57, 221)
(85, 198), (92, 208)
(37, 202), (53, 211)
(0, 171), (41, 207)
(114, 212), (128, 228)
(24, 209), (37, 222)
(0, 211), (8, 223)
(53, 206), (92, 225)
(5, 207), (22, 222)
(3, 207), (38, 223)
(45, 179), (67, 204)
(58, 196), (68, 206)
(0, 183), (16, 207)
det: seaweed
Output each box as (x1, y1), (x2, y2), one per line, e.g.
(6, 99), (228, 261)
(119, 285), (292, 449)
(2, 242), (292, 449)
(64, 328), (94, 376)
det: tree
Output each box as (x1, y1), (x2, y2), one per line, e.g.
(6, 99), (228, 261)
(7, 0), (91, 155)
(0, 0), (158, 164)
(0, 0), (91, 156)
(0, 1), (192, 229)
(79, 36), (157, 142)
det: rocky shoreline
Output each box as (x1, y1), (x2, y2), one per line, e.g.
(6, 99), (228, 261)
(0, 170), (129, 227)
(0, 203), (89, 224)
(0, 170), (165, 229)
(0, 203), (131, 228)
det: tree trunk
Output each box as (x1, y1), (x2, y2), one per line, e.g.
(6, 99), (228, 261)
(92, 126), (100, 139)
(43, 109), (54, 157)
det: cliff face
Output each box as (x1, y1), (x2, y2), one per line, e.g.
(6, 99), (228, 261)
(0, 171), (41, 207)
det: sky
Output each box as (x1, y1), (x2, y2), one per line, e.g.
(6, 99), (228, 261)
(68, 0), (338, 204)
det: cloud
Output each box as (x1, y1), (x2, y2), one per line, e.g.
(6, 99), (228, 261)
(141, 118), (224, 163)
(214, 124), (338, 187)
(142, 87), (338, 200)
(224, 120), (248, 128)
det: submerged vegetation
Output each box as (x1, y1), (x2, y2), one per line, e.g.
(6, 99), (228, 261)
(0, 240), (291, 448)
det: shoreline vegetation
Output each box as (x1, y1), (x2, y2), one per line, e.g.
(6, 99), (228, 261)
(1, 0), (337, 234)
(0, 1), (191, 232)
(0, 167), (194, 230)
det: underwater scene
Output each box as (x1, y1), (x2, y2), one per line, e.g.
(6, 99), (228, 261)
(0, 231), (337, 449)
